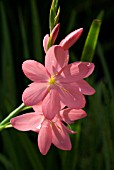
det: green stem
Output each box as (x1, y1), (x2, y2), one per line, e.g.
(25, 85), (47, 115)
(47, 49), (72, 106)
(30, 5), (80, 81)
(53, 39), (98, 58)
(0, 122), (12, 131)
(0, 103), (26, 127)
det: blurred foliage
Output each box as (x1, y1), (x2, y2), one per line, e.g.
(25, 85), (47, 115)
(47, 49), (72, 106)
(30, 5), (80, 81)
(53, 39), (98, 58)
(0, 0), (114, 170)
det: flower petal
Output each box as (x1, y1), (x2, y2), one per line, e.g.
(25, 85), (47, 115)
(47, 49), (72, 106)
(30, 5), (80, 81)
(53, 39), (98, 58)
(10, 113), (43, 131)
(22, 60), (49, 82)
(60, 108), (87, 124)
(45, 45), (68, 75)
(57, 62), (90, 83)
(43, 24), (60, 53)
(60, 28), (83, 50)
(56, 83), (86, 109)
(52, 121), (71, 150)
(42, 89), (60, 120)
(63, 124), (76, 134)
(84, 62), (95, 78)
(63, 50), (69, 66)
(75, 80), (95, 95)
(22, 82), (48, 106)
(38, 120), (52, 155)
(43, 34), (49, 53)
(51, 23), (60, 44)
(33, 103), (43, 112)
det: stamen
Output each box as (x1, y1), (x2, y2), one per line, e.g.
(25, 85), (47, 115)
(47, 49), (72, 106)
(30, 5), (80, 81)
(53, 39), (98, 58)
(48, 76), (56, 84)
(50, 118), (62, 132)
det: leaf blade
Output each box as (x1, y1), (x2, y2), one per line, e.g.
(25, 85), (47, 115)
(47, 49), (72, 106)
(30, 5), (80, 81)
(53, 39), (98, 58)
(81, 18), (102, 62)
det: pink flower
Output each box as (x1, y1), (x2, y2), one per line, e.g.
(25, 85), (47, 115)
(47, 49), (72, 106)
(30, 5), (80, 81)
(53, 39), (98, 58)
(22, 45), (95, 119)
(10, 104), (87, 155)
(43, 23), (83, 55)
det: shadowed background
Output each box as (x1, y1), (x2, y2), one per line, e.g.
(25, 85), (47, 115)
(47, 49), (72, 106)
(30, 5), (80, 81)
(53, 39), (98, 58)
(0, 0), (114, 170)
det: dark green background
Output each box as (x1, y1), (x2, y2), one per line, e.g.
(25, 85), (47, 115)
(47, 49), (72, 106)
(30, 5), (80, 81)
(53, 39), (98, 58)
(0, 0), (114, 170)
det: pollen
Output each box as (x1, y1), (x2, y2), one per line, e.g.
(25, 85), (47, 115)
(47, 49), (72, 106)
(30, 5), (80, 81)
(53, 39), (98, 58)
(49, 76), (56, 85)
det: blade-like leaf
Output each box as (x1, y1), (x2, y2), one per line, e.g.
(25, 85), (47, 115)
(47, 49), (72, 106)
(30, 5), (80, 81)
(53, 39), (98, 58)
(0, 1), (17, 110)
(17, 132), (44, 170)
(81, 17), (102, 62)
(97, 42), (114, 96)
(49, 0), (59, 33)
(94, 82), (114, 170)
(18, 7), (30, 60)
(59, 122), (82, 170)
(0, 153), (13, 170)
(1, 131), (23, 170)
(30, 0), (43, 62)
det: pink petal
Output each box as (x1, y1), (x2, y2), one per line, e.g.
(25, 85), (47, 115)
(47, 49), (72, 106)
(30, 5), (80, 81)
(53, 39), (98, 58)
(22, 60), (49, 82)
(10, 113), (43, 131)
(56, 83), (86, 109)
(51, 23), (60, 44)
(83, 63), (95, 78)
(38, 120), (52, 155)
(45, 45), (68, 75)
(60, 28), (83, 50)
(32, 128), (40, 133)
(43, 34), (49, 53)
(42, 89), (60, 120)
(60, 101), (66, 110)
(57, 62), (90, 83)
(75, 80), (95, 95)
(43, 24), (60, 53)
(33, 103), (43, 112)
(52, 121), (71, 150)
(22, 82), (48, 106)
(64, 50), (69, 66)
(60, 108), (87, 124)
(64, 127), (76, 134)
(62, 123), (76, 134)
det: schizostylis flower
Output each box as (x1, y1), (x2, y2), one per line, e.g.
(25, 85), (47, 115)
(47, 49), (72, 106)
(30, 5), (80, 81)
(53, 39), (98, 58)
(22, 45), (95, 120)
(10, 104), (87, 155)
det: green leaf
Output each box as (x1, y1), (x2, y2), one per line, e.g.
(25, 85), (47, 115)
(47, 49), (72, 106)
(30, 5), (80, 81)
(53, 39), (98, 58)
(59, 122), (82, 170)
(0, 153), (13, 170)
(66, 10), (77, 33)
(54, 0), (59, 12)
(49, 0), (59, 33)
(1, 131), (23, 170)
(49, 9), (55, 33)
(18, 132), (44, 170)
(95, 83), (114, 170)
(97, 10), (104, 20)
(18, 8), (30, 60)
(97, 42), (114, 96)
(81, 16), (102, 62)
(30, 0), (43, 62)
(54, 6), (60, 26)
(0, 1), (17, 110)
(1, 129), (44, 170)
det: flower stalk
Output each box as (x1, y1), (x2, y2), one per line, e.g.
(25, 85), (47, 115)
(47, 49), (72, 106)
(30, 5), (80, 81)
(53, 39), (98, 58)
(0, 103), (31, 129)
(47, 0), (60, 50)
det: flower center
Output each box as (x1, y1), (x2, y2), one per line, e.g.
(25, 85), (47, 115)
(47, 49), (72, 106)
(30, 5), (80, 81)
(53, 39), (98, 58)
(49, 76), (56, 85)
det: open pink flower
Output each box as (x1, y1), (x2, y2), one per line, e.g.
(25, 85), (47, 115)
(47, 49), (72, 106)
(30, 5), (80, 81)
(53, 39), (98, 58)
(10, 104), (87, 155)
(22, 45), (95, 119)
